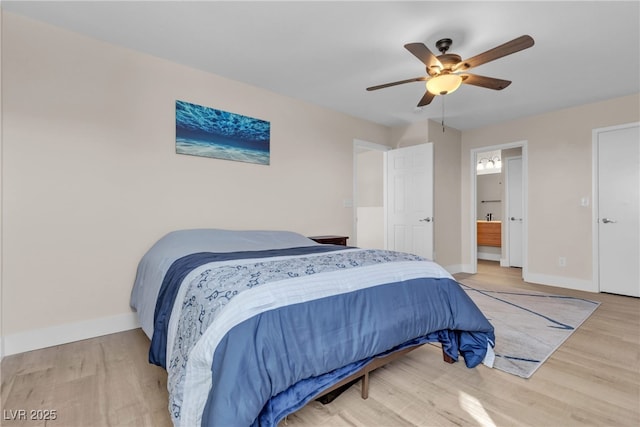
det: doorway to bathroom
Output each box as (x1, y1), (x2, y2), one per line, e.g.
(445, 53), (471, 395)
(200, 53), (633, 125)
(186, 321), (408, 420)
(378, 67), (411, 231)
(471, 141), (527, 278)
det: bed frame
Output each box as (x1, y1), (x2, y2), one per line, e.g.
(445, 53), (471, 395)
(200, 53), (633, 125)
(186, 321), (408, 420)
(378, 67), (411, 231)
(314, 343), (454, 403)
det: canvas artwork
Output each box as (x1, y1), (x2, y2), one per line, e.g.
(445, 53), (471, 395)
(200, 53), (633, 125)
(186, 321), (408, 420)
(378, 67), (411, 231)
(175, 100), (270, 165)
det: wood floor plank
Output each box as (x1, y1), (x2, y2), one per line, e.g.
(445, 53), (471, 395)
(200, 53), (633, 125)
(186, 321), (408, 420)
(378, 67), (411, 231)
(1, 261), (638, 426)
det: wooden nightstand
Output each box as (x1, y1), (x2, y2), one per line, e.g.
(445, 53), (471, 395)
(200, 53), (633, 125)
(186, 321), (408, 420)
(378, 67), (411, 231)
(308, 235), (349, 246)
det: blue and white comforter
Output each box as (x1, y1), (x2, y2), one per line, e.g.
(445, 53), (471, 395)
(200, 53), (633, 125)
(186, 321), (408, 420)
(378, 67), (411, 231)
(132, 231), (494, 427)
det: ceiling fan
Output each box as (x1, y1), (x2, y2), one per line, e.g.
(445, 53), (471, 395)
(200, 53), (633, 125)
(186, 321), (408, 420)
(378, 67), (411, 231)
(366, 35), (534, 107)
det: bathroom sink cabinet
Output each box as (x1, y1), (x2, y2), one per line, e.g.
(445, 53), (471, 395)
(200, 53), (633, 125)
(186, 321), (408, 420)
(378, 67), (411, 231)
(477, 221), (501, 247)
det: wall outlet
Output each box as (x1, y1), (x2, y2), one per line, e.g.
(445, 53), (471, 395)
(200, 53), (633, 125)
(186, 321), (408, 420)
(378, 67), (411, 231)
(558, 257), (567, 267)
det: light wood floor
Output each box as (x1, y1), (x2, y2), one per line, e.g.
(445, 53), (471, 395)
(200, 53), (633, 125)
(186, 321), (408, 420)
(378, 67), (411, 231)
(1, 261), (638, 426)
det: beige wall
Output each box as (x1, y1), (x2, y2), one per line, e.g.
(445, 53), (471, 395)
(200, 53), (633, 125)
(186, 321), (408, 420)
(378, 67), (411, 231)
(462, 93), (640, 290)
(0, 12), (390, 341)
(2, 10), (639, 355)
(356, 150), (384, 207)
(477, 173), (502, 221)
(427, 121), (462, 270)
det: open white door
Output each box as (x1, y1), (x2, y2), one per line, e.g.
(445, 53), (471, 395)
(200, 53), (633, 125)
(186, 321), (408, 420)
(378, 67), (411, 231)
(596, 123), (640, 297)
(385, 143), (434, 259)
(506, 156), (523, 267)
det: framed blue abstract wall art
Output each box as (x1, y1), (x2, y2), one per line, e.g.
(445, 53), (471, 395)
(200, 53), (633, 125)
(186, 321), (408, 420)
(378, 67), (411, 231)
(175, 100), (270, 165)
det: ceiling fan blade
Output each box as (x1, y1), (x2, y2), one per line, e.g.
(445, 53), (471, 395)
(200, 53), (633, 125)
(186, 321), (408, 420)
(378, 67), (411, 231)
(366, 76), (427, 91)
(455, 35), (534, 71)
(461, 73), (512, 90)
(417, 91), (435, 107)
(404, 42), (442, 71)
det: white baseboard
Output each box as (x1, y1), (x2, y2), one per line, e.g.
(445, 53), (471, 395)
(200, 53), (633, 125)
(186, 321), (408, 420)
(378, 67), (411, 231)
(0, 273), (589, 358)
(443, 264), (465, 275)
(459, 264), (476, 274)
(449, 264), (596, 294)
(3, 312), (140, 357)
(477, 252), (501, 261)
(524, 272), (597, 293)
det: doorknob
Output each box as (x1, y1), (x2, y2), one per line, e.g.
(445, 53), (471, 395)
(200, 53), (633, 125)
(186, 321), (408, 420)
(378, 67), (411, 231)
(601, 218), (617, 224)
(419, 217), (433, 222)
(510, 217), (523, 221)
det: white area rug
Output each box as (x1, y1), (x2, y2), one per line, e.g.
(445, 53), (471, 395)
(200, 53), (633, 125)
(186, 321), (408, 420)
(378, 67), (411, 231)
(461, 284), (600, 378)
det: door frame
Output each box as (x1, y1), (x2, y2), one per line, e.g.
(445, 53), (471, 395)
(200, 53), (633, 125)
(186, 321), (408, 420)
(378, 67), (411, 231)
(469, 140), (528, 276)
(591, 122), (640, 292)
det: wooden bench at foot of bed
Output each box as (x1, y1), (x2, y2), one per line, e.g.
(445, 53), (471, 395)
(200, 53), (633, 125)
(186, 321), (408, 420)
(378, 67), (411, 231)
(314, 343), (454, 403)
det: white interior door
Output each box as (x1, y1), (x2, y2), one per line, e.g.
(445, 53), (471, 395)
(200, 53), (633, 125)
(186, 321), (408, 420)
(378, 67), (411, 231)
(597, 124), (640, 297)
(385, 143), (434, 259)
(507, 157), (523, 267)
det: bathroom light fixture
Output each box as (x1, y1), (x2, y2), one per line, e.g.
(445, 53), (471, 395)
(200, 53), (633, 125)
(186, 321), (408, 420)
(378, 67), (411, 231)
(426, 73), (463, 95)
(477, 157), (492, 170)
(477, 155), (502, 172)
(493, 156), (502, 169)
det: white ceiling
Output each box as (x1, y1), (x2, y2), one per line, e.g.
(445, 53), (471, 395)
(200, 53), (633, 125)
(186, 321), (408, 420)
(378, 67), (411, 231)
(3, 1), (639, 131)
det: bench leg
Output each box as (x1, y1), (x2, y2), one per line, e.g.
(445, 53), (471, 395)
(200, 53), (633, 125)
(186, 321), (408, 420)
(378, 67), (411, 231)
(361, 372), (370, 399)
(442, 349), (455, 364)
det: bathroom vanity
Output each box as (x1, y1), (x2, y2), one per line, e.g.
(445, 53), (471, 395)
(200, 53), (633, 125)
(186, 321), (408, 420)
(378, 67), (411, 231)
(477, 221), (502, 247)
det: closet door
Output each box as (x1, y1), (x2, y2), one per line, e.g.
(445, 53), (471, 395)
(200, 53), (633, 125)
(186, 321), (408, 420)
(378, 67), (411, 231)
(596, 123), (639, 297)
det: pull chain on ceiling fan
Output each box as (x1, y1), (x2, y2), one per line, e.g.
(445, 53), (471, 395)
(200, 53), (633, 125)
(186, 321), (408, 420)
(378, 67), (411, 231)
(366, 35), (535, 107)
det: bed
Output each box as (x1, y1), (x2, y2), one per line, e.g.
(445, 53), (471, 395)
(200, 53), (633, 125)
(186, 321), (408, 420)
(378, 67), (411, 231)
(130, 229), (495, 427)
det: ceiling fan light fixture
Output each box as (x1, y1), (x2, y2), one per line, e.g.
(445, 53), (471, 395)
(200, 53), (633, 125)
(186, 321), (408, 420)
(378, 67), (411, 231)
(426, 74), (463, 95)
